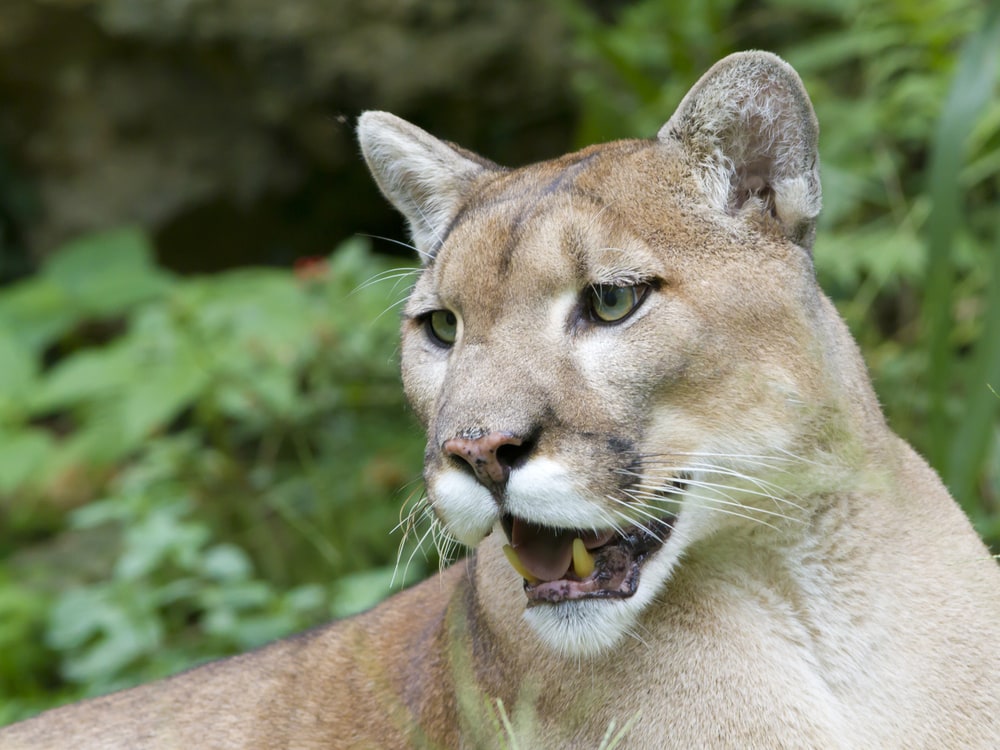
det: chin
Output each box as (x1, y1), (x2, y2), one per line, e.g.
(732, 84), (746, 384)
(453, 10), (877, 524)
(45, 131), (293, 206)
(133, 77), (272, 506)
(524, 599), (634, 657)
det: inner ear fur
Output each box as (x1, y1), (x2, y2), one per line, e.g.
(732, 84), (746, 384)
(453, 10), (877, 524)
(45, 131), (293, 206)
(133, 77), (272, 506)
(357, 111), (497, 261)
(659, 51), (821, 249)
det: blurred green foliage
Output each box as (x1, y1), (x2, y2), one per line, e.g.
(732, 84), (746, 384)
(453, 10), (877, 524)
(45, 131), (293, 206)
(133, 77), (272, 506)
(0, 231), (427, 721)
(1, 0), (998, 725)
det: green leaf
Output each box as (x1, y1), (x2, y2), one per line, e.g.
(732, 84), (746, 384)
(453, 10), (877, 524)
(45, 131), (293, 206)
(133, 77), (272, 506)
(44, 227), (174, 319)
(0, 277), (75, 355)
(0, 427), (55, 494)
(923, 6), (1000, 479)
(115, 504), (210, 580)
(29, 345), (136, 414)
(330, 566), (420, 619)
(200, 545), (253, 583)
(0, 324), (38, 423)
(48, 586), (163, 686)
(116, 357), (209, 443)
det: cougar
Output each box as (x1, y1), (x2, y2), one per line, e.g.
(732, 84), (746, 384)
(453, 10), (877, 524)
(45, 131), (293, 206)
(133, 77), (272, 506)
(4, 51), (999, 749)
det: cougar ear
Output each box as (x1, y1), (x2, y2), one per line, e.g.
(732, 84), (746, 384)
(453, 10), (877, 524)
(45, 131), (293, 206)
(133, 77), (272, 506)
(358, 112), (497, 261)
(660, 51), (821, 249)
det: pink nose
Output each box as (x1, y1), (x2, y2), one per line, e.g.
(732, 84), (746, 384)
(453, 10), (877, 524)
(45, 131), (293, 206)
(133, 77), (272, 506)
(443, 432), (524, 487)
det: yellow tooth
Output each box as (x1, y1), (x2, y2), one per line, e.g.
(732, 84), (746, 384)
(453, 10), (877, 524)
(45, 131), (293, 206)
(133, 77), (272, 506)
(503, 544), (540, 584)
(572, 538), (596, 579)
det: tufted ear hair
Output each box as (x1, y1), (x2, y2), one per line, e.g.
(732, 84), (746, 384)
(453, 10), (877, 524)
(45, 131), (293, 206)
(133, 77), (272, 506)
(357, 112), (498, 261)
(659, 51), (821, 250)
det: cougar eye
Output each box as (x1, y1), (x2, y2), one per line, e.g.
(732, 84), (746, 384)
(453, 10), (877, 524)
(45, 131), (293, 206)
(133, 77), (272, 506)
(587, 284), (647, 323)
(426, 309), (459, 345)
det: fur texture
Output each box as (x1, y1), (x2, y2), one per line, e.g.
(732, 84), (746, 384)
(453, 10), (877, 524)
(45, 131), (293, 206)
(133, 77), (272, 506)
(4, 51), (999, 749)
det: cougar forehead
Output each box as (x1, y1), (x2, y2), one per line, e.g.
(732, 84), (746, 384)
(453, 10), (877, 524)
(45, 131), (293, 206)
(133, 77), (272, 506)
(403, 135), (819, 419)
(420, 144), (657, 289)
(406, 155), (681, 428)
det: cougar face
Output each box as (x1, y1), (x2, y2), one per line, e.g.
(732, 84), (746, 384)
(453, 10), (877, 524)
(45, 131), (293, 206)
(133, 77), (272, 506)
(394, 137), (825, 655)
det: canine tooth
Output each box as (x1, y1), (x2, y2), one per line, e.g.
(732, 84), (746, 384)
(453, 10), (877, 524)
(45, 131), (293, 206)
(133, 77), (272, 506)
(572, 538), (595, 578)
(503, 544), (540, 584)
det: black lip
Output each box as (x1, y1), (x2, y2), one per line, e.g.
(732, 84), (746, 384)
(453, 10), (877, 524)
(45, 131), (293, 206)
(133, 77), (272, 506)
(523, 519), (673, 605)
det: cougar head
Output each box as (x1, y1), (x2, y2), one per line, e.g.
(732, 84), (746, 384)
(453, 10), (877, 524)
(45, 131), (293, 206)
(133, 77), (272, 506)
(359, 52), (839, 656)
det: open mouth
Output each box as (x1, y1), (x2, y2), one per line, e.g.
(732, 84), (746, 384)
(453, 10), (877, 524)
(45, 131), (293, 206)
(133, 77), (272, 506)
(499, 511), (674, 606)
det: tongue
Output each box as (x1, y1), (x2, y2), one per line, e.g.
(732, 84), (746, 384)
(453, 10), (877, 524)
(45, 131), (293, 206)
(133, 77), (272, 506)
(510, 519), (615, 582)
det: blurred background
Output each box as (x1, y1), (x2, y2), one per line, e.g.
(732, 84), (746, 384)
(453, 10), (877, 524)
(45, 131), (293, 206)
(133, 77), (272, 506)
(1, 0), (997, 721)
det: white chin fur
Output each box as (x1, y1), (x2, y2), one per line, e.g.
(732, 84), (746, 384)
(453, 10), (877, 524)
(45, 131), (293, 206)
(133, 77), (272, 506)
(524, 535), (686, 657)
(524, 599), (633, 657)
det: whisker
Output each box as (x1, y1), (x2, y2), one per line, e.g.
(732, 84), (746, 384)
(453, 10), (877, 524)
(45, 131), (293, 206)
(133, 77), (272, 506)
(393, 509), (436, 587)
(633, 451), (810, 488)
(605, 493), (675, 530)
(629, 456), (798, 486)
(684, 467), (805, 513)
(634, 472), (803, 513)
(622, 623), (651, 650)
(433, 523), (463, 568)
(680, 500), (782, 530)
(354, 267), (421, 294)
(392, 488), (429, 535)
(586, 500), (629, 536)
(631, 483), (799, 525)
(371, 293), (413, 324)
(611, 492), (699, 547)
(603, 496), (674, 545)
(413, 204), (445, 253)
(774, 445), (827, 468)
(616, 461), (805, 512)
(581, 199), (619, 236)
(666, 450), (804, 464)
(356, 232), (425, 258)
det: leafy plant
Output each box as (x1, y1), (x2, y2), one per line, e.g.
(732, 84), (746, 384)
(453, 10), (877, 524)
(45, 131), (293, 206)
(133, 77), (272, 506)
(921, 5), (1000, 513)
(0, 230), (427, 720)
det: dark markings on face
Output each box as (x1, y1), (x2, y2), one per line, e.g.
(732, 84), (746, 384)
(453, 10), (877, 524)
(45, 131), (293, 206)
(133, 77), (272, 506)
(607, 435), (635, 456)
(433, 150), (610, 267)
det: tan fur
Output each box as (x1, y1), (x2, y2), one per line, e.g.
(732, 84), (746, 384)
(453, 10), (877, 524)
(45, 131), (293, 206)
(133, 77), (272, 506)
(4, 51), (1000, 749)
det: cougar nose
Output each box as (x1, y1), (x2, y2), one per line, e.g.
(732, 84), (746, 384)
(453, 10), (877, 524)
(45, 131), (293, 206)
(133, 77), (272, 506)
(443, 431), (531, 488)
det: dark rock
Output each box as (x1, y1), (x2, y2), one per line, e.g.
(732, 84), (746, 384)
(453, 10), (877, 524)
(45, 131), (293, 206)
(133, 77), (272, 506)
(0, 0), (577, 272)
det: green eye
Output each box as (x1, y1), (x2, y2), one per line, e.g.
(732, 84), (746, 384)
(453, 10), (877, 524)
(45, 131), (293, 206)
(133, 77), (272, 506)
(588, 284), (644, 323)
(427, 309), (459, 345)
